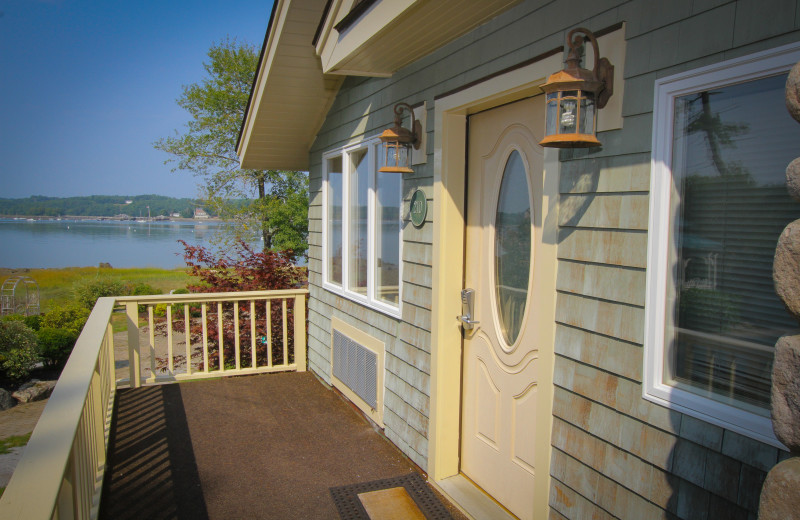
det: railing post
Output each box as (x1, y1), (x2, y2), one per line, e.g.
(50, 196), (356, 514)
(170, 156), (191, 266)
(125, 302), (141, 388)
(294, 294), (306, 372)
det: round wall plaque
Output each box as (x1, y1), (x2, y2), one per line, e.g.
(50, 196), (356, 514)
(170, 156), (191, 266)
(410, 189), (427, 228)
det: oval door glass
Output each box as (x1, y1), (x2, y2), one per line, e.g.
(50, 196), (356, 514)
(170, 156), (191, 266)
(495, 150), (531, 346)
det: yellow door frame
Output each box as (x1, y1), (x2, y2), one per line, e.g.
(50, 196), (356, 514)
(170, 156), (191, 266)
(428, 54), (562, 519)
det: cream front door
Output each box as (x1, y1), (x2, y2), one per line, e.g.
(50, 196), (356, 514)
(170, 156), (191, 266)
(460, 96), (553, 520)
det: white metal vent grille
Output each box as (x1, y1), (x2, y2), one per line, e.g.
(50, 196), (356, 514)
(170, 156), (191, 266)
(333, 329), (378, 409)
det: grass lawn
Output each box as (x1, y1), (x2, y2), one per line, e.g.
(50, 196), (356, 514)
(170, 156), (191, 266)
(0, 433), (31, 456)
(0, 267), (192, 312)
(0, 433), (32, 499)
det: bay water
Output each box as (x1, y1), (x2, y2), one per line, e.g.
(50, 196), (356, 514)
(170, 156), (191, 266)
(0, 218), (261, 269)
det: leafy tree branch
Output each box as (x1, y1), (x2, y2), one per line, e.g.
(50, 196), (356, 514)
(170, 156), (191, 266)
(155, 37), (308, 255)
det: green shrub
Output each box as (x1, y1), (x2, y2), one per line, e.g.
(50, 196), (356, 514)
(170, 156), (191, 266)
(151, 303), (189, 319)
(37, 327), (79, 369)
(130, 282), (159, 296)
(23, 315), (42, 331)
(129, 282), (161, 312)
(40, 304), (90, 335)
(0, 321), (39, 382)
(0, 314), (41, 331)
(73, 277), (127, 309)
(172, 288), (190, 295)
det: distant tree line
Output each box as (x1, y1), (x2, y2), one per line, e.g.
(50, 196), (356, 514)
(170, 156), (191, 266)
(0, 195), (215, 218)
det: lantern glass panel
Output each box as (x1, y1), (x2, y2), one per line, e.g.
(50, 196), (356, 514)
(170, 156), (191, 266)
(383, 142), (392, 169)
(579, 94), (596, 135)
(559, 91), (579, 134)
(386, 142), (410, 170)
(545, 93), (559, 136)
(386, 142), (398, 169)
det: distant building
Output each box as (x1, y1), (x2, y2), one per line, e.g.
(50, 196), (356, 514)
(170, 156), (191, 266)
(193, 208), (209, 219)
(124, 200), (133, 205)
(171, 212), (181, 218)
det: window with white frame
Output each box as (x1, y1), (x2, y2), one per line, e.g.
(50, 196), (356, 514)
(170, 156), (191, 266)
(323, 139), (402, 316)
(645, 42), (800, 446)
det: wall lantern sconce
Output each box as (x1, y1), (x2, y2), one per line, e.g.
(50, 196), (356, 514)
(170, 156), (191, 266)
(379, 102), (421, 173)
(539, 27), (614, 148)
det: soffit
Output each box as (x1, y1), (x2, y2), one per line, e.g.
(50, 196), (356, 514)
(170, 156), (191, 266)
(315, 0), (524, 76)
(238, 0), (342, 171)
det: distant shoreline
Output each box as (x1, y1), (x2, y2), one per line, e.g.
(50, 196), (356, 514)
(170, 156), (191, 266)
(0, 215), (223, 223)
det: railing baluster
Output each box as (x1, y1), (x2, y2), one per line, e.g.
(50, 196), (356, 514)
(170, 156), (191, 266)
(92, 368), (105, 478)
(105, 323), (115, 400)
(234, 301), (241, 370)
(57, 455), (75, 520)
(184, 303), (191, 376)
(125, 302), (141, 388)
(218, 302), (224, 372)
(74, 425), (86, 519)
(148, 305), (155, 381)
(202, 304), (209, 373)
(282, 299), (288, 367)
(294, 294), (306, 372)
(167, 304), (174, 376)
(250, 300), (257, 368)
(266, 300), (273, 367)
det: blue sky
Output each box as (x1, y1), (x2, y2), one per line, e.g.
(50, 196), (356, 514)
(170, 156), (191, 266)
(0, 0), (274, 199)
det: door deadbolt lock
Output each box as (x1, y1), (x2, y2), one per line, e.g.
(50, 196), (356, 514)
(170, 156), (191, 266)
(458, 288), (480, 330)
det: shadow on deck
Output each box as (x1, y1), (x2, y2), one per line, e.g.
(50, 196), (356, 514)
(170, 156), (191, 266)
(99, 371), (463, 519)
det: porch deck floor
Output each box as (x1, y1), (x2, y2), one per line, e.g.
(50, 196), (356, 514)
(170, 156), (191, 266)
(99, 371), (466, 520)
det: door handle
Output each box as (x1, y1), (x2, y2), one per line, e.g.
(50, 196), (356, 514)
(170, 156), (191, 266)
(458, 288), (480, 330)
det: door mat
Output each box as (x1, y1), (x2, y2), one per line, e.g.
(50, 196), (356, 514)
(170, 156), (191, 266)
(330, 473), (454, 520)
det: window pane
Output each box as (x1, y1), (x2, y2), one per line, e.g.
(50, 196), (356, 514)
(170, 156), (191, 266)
(349, 149), (369, 294)
(376, 159), (401, 305)
(495, 150), (531, 346)
(667, 74), (800, 414)
(327, 156), (343, 286)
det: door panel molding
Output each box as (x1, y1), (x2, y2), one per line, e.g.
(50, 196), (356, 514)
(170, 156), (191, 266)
(429, 52), (561, 520)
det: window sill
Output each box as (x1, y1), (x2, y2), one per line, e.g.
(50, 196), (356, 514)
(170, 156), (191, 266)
(642, 380), (784, 449)
(322, 282), (402, 320)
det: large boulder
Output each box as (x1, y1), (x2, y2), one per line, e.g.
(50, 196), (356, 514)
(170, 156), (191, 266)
(774, 220), (800, 322)
(787, 158), (800, 202)
(759, 457), (800, 519)
(786, 61), (800, 124)
(12, 380), (56, 403)
(772, 335), (800, 453)
(0, 388), (15, 410)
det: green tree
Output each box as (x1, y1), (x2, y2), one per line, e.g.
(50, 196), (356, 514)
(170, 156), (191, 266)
(155, 38), (308, 254)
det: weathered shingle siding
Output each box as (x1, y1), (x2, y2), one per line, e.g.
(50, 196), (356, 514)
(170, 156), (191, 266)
(551, 1), (798, 518)
(308, 73), (436, 468)
(305, 0), (797, 512)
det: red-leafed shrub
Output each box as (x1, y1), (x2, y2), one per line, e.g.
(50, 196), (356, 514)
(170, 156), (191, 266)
(160, 241), (307, 372)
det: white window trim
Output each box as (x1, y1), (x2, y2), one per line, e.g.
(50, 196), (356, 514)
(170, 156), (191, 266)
(322, 138), (403, 318)
(644, 41), (800, 448)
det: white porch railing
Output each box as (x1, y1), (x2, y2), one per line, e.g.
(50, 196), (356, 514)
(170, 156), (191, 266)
(0, 289), (307, 519)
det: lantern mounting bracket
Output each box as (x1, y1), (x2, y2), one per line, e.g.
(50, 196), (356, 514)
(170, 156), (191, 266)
(567, 27), (614, 109)
(391, 102), (422, 149)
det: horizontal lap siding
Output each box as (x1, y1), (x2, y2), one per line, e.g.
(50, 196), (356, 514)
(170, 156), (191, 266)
(308, 80), (437, 467)
(303, 0), (797, 511)
(552, 1), (797, 518)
